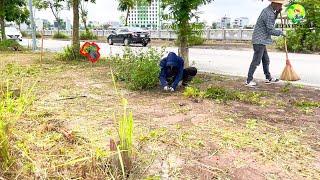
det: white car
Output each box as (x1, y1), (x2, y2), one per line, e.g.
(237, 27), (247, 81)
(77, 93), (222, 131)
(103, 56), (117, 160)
(1, 27), (23, 41)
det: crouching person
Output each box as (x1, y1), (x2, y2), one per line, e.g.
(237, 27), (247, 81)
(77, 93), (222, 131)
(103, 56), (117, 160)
(159, 52), (198, 92)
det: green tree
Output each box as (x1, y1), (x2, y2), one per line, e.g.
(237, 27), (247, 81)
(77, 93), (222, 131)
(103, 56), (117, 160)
(80, 0), (95, 34)
(161, 0), (214, 67)
(33, 0), (66, 34)
(295, 0), (320, 29)
(15, 6), (30, 31)
(117, 0), (135, 26)
(212, 22), (217, 29)
(0, 0), (29, 40)
(227, 22), (231, 29)
(67, 0), (93, 59)
(116, 0), (151, 26)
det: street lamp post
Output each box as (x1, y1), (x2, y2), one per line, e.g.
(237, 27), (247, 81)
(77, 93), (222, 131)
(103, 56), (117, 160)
(28, 0), (37, 50)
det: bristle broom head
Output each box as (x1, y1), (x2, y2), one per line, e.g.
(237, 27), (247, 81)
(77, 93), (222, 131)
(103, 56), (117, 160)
(280, 64), (301, 81)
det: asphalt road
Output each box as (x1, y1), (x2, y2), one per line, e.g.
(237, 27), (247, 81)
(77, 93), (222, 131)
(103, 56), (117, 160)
(20, 39), (320, 87)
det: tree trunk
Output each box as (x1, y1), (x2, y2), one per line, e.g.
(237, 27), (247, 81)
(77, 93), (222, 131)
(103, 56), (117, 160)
(81, 13), (88, 34)
(57, 18), (60, 34)
(84, 22), (88, 34)
(125, 9), (130, 26)
(180, 37), (189, 68)
(80, 6), (89, 34)
(179, 20), (189, 68)
(0, 16), (5, 41)
(72, 0), (80, 55)
(0, 0), (5, 41)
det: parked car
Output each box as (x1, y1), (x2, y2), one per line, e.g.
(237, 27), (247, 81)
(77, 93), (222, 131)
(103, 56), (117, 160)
(107, 27), (150, 47)
(0, 27), (23, 41)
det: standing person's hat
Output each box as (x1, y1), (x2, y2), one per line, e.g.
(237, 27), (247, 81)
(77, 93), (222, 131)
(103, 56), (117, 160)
(268, 0), (286, 4)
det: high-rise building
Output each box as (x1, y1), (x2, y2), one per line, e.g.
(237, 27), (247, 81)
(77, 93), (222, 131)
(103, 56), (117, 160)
(128, 0), (162, 30)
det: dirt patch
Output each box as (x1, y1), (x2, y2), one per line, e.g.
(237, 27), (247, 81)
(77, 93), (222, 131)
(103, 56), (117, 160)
(1, 53), (320, 179)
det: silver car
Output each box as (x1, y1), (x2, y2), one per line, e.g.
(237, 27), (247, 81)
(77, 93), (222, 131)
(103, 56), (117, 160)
(1, 27), (23, 41)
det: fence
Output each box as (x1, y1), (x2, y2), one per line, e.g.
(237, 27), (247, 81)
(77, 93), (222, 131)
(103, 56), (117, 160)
(24, 29), (255, 40)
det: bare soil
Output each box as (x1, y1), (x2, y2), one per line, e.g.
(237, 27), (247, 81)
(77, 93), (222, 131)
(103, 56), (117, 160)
(1, 52), (319, 179)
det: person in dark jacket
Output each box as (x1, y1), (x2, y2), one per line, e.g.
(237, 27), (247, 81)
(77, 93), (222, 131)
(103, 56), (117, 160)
(159, 52), (197, 92)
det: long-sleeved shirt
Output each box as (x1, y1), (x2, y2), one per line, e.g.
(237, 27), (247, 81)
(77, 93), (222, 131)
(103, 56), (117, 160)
(252, 5), (284, 45)
(159, 52), (184, 90)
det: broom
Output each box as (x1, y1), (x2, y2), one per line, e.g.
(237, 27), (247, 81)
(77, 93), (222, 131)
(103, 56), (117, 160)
(279, 12), (301, 81)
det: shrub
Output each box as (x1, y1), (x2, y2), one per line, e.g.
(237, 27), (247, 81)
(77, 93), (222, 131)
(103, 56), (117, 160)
(275, 29), (320, 53)
(188, 35), (205, 46)
(57, 45), (86, 61)
(80, 31), (98, 40)
(20, 31), (28, 37)
(52, 33), (69, 39)
(36, 32), (42, 38)
(0, 40), (24, 51)
(109, 47), (165, 90)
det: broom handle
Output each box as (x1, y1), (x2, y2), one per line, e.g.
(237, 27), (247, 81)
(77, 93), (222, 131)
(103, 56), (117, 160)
(280, 12), (289, 60)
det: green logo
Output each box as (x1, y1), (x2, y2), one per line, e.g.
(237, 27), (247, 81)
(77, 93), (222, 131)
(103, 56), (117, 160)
(287, 4), (305, 23)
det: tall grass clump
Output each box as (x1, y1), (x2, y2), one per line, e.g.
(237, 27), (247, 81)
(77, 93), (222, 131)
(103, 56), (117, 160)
(0, 80), (36, 170)
(108, 71), (134, 178)
(57, 45), (86, 61)
(109, 47), (165, 90)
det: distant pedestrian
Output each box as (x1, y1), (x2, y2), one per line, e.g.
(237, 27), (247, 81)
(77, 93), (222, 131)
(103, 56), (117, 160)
(159, 52), (197, 92)
(246, 0), (286, 87)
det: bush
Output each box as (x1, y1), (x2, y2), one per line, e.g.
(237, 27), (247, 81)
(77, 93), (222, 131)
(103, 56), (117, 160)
(109, 47), (165, 90)
(36, 32), (42, 38)
(20, 31), (28, 37)
(0, 40), (24, 51)
(188, 35), (205, 46)
(52, 33), (69, 39)
(57, 45), (86, 61)
(80, 31), (98, 40)
(275, 29), (320, 53)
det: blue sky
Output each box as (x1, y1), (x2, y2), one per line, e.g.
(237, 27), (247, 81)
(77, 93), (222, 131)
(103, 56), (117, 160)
(35, 0), (271, 25)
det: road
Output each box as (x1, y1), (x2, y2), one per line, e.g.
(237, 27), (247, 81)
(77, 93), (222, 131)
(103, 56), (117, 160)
(20, 39), (320, 87)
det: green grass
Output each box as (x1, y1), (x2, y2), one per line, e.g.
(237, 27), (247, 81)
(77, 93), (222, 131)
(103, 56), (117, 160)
(52, 33), (69, 39)
(0, 80), (36, 170)
(184, 86), (265, 104)
(0, 39), (25, 51)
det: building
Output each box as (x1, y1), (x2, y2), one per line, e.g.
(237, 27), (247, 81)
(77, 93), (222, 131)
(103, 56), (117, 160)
(220, 16), (231, 29)
(54, 18), (71, 31)
(88, 21), (100, 29)
(106, 21), (120, 29)
(232, 17), (249, 28)
(128, 0), (162, 30)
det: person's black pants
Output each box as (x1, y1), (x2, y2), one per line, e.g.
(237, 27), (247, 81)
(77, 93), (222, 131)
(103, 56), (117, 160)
(167, 67), (197, 86)
(247, 44), (271, 83)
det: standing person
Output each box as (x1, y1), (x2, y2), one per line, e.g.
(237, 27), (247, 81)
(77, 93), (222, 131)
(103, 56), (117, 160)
(159, 52), (197, 92)
(246, 0), (286, 87)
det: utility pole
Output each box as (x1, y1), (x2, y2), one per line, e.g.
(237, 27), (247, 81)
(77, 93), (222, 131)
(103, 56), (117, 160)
(28, 0), (37, 50)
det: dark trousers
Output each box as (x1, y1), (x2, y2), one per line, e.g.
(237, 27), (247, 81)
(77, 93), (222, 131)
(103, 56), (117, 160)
(247, 44), (271, 83)
(167, 67), (197, 85)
